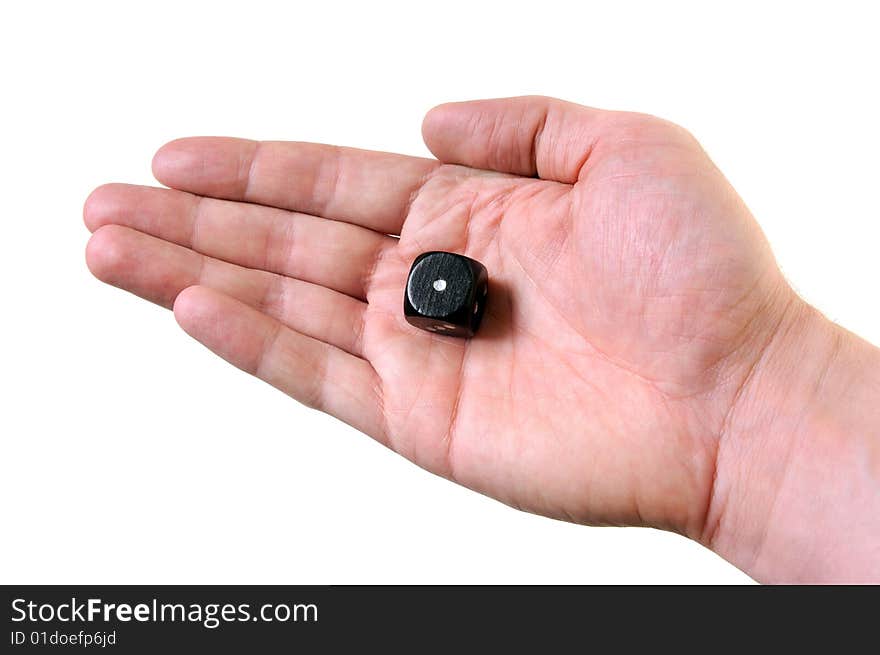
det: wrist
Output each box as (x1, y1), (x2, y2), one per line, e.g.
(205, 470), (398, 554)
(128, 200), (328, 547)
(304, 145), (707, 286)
(703, 292), (880, 582)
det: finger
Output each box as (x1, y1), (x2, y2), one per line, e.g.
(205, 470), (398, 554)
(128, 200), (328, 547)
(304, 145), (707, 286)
(84, 183), (391, 300)
(174, 285), (386, 443)
(86, 225), (367, 357)
(151, 137), (440, 235)
(421, 95), (610, 184)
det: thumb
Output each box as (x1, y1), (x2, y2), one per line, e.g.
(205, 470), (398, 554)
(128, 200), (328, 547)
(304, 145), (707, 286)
(421, 95), (610, 183)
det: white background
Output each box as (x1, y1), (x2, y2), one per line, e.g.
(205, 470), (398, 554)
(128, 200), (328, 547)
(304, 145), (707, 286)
(1, 1), (877, 584)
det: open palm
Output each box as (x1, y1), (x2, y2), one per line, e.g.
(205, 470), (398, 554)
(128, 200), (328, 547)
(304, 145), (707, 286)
(85, 96), (789, 541)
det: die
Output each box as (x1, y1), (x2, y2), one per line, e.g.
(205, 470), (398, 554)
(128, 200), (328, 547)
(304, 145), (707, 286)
(403, 251), (489, 338)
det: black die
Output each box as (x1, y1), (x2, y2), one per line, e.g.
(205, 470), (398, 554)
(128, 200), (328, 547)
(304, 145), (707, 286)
(404, 251), (489, 338)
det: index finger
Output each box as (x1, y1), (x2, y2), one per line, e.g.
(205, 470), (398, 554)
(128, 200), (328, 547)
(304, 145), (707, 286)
(152, 137), (440, 235)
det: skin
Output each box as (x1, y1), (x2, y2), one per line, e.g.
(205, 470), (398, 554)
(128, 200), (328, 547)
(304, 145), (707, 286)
(84, 96), (880, 582)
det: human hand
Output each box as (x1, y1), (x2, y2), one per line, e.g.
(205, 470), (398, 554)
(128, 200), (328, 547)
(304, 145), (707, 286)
(84, 96), (880, 582)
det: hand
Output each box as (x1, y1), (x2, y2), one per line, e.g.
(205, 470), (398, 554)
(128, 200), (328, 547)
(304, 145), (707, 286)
(84, 96), (880, 582)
